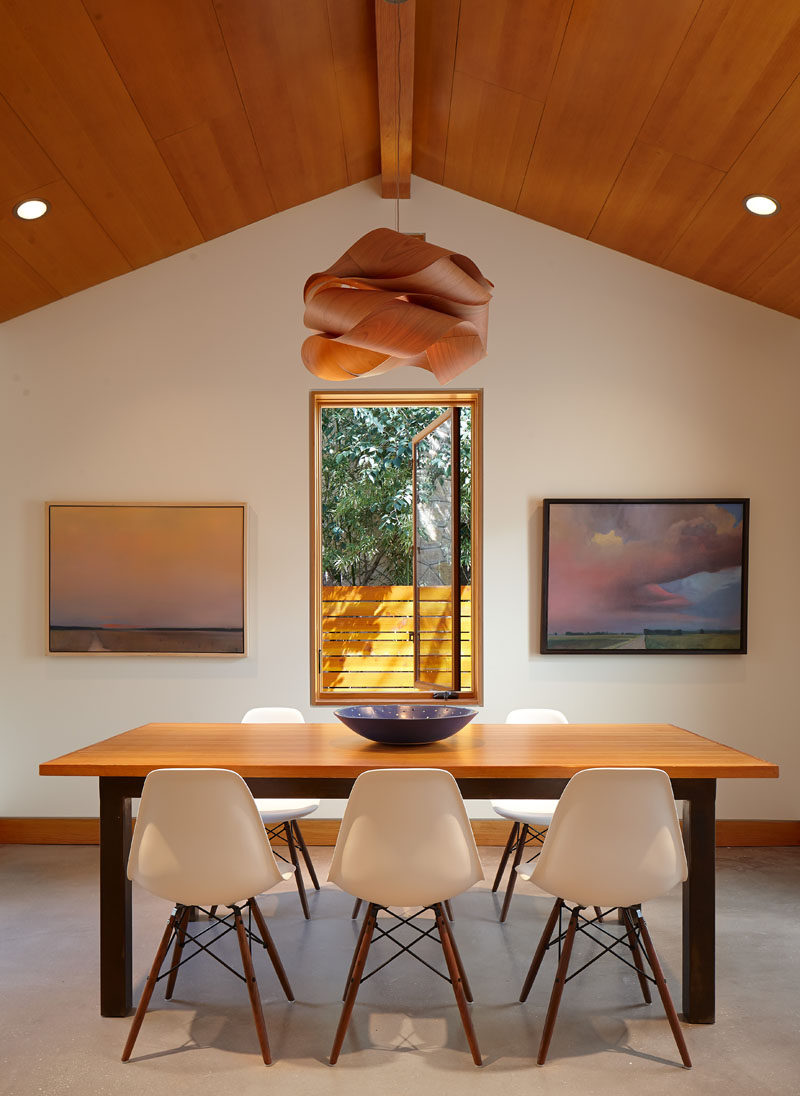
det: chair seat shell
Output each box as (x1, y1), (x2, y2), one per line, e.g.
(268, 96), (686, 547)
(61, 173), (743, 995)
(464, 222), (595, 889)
(491, 709), (567, 826)
(242, 709), (320, 823)
(329, 768), (484, 909)
(255, 799), (320, 824)
(128, 769), (288, 908)
(241, 708), (320, 919)
(517, 768), (687, 909)
(491, 799), (558, 827)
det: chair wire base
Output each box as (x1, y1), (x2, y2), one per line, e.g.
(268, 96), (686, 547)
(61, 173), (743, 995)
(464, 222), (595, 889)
(263, 820), (320, 919)
(492, 821), (546, 920)
(351, 895), (454, 921)
(331, 901), (481, 1066)
(519, 898), (691, 1068)
(121, 899), (293, 1067)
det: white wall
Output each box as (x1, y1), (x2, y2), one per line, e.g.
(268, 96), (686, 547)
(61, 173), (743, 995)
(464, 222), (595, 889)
(1, 177), (797, 821)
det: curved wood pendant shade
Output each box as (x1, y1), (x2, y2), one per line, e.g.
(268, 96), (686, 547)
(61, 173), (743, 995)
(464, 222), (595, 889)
(302, 228), (492, 384)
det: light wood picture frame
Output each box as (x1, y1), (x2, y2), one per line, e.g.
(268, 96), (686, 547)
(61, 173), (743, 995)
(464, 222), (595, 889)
(48, 502), (247, 655)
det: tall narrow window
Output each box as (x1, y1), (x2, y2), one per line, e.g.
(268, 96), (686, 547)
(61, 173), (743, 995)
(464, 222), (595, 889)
(311, 391), (482, 704)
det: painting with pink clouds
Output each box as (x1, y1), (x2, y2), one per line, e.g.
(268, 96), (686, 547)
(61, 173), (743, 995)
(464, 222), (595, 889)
(48, 504), (246, 655)
(541, 499), (748, 654)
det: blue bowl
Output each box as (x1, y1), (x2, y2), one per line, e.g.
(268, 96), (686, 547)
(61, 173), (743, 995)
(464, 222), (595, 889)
(334, 703), (477, 745)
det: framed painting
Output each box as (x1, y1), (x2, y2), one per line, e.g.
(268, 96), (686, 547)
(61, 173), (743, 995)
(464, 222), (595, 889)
(48, 503), (246, 655)
(541, 499), (749, 654)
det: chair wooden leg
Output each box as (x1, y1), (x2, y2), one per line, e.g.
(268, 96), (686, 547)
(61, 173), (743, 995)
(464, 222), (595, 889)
(121, 908), (179, 1061)
(491, 822), (519, 892)
(284, 822), (310, 919)
(331, 903), (378, 1063)
(292, 821), (320, 890)
(164, 905), (191, 1000)
(499, 824), (529, 922)
(622, 906), (652, 1004)
(439, 908), (473, 1002)
(435, 904), (482, 1065)
(351, 897), (362, 919)
(444, 898), (454, 921)
(635, 911), (692, 1068)
(520, 897), (562, 1001)
(248, 899), (294, 1001)
(342, 901), (374, 1000)
(233, 906), (272, 1065)
(537, 904), (579, 1064)
(593, 906), (604, 922)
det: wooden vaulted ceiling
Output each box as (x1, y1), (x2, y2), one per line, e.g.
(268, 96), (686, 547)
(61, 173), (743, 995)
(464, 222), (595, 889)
(3, 0), (800, 325)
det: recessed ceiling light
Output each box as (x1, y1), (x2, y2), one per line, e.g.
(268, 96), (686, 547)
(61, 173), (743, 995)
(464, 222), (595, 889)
(744, 194), (780, 216)
(13, 198), (50, 220)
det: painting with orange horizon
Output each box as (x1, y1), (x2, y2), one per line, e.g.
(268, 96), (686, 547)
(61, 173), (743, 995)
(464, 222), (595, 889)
(48, 504), (245, 654)
(541, 499), (748, 654)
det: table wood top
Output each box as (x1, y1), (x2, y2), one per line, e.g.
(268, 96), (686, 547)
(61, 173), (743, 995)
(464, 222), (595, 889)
(39, 722), (779, 780)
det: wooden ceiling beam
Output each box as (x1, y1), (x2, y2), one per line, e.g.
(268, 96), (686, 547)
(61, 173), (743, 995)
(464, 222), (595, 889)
(375, 0), (415, 199)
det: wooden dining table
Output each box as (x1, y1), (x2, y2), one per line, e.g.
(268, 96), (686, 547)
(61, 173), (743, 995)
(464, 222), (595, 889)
(39, 720), (778, 1024)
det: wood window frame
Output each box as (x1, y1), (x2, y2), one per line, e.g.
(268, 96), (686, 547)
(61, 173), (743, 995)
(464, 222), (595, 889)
(311, 390), (483, 705)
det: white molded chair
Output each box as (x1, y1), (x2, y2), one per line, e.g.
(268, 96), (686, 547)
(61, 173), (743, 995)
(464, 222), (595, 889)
(491, 708), (569, 921)
(328, 768), (485, 1065)
(122, 768), (294, 1066)
(242, 707), (321, 918)
(517, 767), (691, 1068)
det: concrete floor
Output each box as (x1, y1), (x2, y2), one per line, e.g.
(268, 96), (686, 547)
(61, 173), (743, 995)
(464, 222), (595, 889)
(1, 844), (798, 1096)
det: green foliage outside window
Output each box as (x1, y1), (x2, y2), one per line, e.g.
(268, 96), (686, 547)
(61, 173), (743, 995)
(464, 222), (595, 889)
(321, 405), (472, 586)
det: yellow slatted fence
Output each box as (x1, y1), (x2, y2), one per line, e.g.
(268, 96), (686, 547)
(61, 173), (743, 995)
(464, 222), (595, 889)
(322, 585), (471, 690)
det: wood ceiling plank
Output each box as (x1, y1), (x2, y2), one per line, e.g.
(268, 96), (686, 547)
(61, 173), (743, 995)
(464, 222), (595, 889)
(332, 58), (382, 184)
(0, 238), (59, 322)
(375, 0), (414, 198)
(83, 0), (241, 140)
(85, 0), (276, 233)
(640, 0), (800, 172)
(327, 0), (380, 183)
(662, 74), (800, 296)
(0, 96), (62, 204)
(516, 0), (702, 238)
(455, 0), (571, 101)
(0, 0), (202, 267)
(589, 142), (724, 265)
(736, 230), (800, 319)
(444, 71), (543, 211)
(412, 0), (460, 184)
(214, 0), (348, 212)
(157, 114), (276, 241)
(0, 177), (131, 296)
(736, 227), (800, 317)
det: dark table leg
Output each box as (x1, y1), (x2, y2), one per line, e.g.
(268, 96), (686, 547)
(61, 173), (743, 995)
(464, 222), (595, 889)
(677, 778), (716, 1024)
(99, 777), (133, 1017)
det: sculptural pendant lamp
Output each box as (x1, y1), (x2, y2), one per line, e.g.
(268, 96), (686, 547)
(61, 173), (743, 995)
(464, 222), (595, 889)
(301, 0), (492, 385)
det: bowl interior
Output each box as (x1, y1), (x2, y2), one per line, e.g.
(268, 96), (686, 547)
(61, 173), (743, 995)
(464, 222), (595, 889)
(336, 703), (474, 720)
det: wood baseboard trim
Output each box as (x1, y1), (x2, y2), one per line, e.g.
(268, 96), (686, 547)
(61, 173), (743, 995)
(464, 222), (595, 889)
(2, 816), (799, 847)
(0, 818), (103, 844)
(473, 819), (800, 847)
(715, 819), (800, 846)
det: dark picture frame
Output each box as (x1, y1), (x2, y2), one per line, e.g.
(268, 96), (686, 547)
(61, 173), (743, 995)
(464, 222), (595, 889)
(48, 502), (247, 655)
(541, 499), (749, 654)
